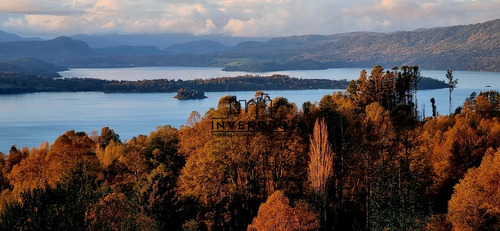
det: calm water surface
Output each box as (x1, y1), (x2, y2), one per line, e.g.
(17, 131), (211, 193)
(1, 67), (499, 153)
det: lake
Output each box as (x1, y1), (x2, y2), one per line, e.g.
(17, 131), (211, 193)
(0, 67), (499, 153)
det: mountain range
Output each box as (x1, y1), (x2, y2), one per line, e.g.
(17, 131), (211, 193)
(70, 33), (269, 48)
(0, 19), (498, 73)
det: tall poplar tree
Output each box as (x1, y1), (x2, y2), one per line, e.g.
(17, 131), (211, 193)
(307, 118), (334, 228)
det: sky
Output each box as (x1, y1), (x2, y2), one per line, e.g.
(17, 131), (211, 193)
(0, 0), (499, 38)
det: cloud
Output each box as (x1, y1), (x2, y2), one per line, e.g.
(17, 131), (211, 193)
(223, 9), (290, 36)
(0, 0), (499, 37)
(341, 0), (500, 32)
(0, 0), (84, 15)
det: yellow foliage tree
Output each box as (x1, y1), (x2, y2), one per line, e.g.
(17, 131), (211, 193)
(307, 118), (333, 226)
(121, 135), (149, 181)
(99, 140), (124, 168)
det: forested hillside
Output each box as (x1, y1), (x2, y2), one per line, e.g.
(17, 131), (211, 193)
(0, 19), (498, 72)
(0, 58), (66, 77)
(224, 19), (500, 72)
(0, 66), (498, 230)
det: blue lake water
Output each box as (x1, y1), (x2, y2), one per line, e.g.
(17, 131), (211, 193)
(0, 67), (499, 153)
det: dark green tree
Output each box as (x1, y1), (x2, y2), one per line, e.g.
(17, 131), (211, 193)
(369, 162), (428, 231)
(98, 127), (121, 149)
(143, 125), (184, 176)
(139, 170), (196, 231)
(430, 97), (437, 117)
(446, 70), (458, 114)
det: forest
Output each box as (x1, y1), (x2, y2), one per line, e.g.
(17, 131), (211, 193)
(0, 72), (448, 94)
(0, 73), (349, 94)
(0, 65), (498, 230)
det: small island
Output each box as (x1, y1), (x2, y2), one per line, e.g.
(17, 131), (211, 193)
(173, 88), (207, 100)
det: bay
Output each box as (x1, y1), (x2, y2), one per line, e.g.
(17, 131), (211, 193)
(0, 67), (498, 153)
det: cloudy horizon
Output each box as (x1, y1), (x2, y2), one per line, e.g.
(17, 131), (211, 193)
(1, 0), (499, 38)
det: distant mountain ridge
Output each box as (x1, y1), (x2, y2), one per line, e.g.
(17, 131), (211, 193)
(0, 19), (498, 72)
(0, 36), (93, 63)
(94, 45), (165, 55)
(0, 30), (42, 42)
(165, 40), (231, 54)
(70, 33), (270, 48)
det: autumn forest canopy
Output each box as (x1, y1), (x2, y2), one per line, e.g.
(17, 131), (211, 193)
(0, 66), (499, 230)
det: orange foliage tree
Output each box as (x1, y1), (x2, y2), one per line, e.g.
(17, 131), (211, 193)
(45, 130), (98, 186)
(7, 143), (50, 196)
(448, 148), (500, 230)
(247, 190), (318, 231)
